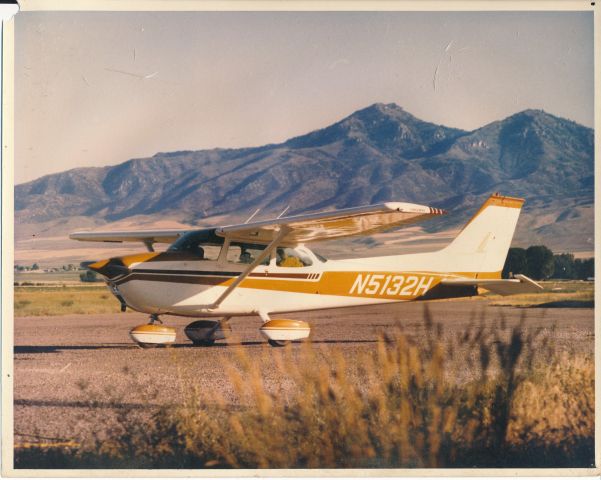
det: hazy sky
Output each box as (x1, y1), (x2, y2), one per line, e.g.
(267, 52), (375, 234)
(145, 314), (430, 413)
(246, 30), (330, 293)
(16, 11), (593, 184)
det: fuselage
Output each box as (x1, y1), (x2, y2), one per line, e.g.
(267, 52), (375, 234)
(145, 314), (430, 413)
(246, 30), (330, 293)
(92, 246), (478, 318)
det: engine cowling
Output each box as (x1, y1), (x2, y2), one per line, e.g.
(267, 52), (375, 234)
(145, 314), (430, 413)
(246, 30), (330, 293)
(259, 319), (311, 342)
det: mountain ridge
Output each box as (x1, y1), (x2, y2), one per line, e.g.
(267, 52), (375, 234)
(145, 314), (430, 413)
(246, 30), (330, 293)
(15, 103), (594, 254)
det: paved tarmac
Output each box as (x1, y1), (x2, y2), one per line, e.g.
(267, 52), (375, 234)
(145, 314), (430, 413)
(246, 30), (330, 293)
(13, 299), (594, 446)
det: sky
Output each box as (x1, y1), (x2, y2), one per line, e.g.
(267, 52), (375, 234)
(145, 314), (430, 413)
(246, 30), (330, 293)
(15, 10), (594, 184)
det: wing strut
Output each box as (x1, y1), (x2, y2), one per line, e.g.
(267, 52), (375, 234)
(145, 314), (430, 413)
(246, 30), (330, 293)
(143, 239), (155, 252)
(205, 226), (290, 311)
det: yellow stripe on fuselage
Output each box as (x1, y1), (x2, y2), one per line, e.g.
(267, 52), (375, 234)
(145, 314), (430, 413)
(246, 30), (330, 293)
(254, 271), (442, 300)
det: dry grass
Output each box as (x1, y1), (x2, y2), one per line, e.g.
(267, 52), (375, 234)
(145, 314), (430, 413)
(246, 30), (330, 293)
(14, 308), (594, 469)
(14, 286), (125, 316)
(485, 280), (593, 307)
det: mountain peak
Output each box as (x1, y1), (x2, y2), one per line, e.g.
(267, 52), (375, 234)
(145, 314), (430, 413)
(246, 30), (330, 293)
(355, 102), (405, 114)
(503, 108), (592, 131)
(341, 102), (417, 125)
(284, 102), (465, 156)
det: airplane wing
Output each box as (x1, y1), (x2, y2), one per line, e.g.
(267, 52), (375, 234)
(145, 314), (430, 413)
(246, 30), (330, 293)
(217, 202), (446, 245)
(441, 274), (543, 296)
(69, 201), (445, 249)
(69, 229), (189, 250)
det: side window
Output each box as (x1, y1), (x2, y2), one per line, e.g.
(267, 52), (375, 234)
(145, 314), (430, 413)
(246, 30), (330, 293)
(197, 245), (221, 261)
(276, 248), (313, 268)
(172, 242), (221, 261)
(226, 243), (269, 266)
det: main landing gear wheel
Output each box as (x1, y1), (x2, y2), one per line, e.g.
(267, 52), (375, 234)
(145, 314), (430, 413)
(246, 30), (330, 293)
(129, 314), (176, 348)
(184, 319), (232, 347)
(260, 319), (311, 347)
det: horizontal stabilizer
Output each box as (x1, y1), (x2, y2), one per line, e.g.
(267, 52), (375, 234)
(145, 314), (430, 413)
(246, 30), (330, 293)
(441, 274), (543, 296)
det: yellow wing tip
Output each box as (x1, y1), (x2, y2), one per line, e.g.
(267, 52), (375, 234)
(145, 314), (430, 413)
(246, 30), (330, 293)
(486, 193), (525, 209)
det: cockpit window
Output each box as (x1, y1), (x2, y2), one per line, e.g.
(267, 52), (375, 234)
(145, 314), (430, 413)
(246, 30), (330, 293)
(226, 242), (269, 266)
(313, 251), (328, 263)
(167, 230), (224, 260)
(276, 247), (313, 267)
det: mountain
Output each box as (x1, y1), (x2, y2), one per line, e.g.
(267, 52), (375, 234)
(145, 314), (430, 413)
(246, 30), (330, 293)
(15, 103), (594, 255)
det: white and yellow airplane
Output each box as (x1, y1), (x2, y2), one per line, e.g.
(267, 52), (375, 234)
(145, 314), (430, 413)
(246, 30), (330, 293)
(70, 193), (542, 348)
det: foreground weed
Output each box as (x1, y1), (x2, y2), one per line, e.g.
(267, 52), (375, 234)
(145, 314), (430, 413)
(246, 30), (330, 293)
(15, 307), (594, 468)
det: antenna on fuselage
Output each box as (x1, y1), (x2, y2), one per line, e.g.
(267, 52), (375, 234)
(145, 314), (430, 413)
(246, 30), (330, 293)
(244, 208), (261, 224)
(276, 205), (290, 219)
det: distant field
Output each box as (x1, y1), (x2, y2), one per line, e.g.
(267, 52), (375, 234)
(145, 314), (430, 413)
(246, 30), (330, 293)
(15, 271), (88, 284)
(484, 280), (594, 307)
(14, 286), (127, 316)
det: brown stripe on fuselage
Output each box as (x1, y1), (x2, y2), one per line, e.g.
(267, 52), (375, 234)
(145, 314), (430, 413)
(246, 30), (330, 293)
(115, 273), (227, 286)
(249, 272), (311, 279)
(114, 270), (312, 286)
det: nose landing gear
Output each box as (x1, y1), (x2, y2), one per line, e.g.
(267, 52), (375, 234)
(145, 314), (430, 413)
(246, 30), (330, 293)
(129, 314), (176, 348)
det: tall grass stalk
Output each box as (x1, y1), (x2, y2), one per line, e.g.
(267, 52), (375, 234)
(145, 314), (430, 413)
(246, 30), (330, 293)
(15, 307), (594, 469)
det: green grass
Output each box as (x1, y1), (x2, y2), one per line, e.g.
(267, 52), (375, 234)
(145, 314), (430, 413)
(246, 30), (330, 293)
(14, 286), (124, 316)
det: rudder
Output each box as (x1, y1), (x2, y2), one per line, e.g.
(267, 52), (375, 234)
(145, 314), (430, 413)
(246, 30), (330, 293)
(438, 194), (524, 277)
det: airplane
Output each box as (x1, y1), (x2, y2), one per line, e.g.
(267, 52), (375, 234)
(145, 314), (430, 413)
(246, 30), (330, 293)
(70, 193), (543, 348)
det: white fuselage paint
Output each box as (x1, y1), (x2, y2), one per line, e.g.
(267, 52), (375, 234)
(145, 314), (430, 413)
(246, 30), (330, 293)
(113, 252), (450, 318)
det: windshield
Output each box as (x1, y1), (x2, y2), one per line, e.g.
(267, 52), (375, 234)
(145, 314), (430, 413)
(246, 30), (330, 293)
(167, 229), (224, 259)
(312, 250), (328, 263)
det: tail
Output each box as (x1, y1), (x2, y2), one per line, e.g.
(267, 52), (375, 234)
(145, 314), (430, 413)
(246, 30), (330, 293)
(436, 194), (524, 278)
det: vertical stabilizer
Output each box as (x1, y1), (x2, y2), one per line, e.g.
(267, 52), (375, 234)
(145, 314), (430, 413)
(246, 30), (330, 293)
(438, 195), (524, 277)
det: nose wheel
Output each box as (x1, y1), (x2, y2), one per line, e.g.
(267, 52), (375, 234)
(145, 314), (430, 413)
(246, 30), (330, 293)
(130, 314), (176, 348)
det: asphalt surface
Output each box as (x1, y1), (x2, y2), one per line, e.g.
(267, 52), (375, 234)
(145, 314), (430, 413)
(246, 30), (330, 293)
(13, 299), (594, 446)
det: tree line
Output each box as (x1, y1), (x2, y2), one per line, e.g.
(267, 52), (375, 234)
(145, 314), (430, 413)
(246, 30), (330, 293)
(502, 246), (594, 280)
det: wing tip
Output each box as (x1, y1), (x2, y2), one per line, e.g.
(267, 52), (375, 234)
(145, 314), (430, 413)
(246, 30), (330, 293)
(428, 206), (448, 215)
(487, 193), (525, 209)
(383, 202), (447, 215)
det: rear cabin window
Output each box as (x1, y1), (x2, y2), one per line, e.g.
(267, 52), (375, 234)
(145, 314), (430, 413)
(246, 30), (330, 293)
(167, 230), (223, 261)
(226, 243), (269, 266)
(276, 247), (313, 267)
